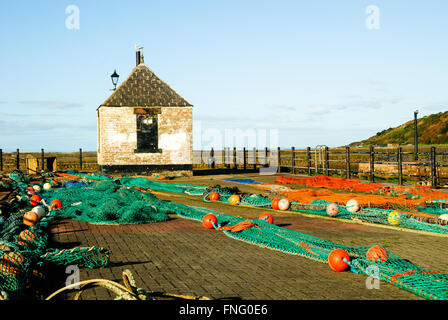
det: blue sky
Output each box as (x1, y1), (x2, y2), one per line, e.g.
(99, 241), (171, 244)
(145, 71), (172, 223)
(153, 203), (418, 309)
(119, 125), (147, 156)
(1, 0), (447, 152)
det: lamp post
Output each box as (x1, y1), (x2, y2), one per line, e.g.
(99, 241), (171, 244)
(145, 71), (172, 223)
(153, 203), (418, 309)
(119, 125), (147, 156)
(110, 69), (119, 91)
(414, 110), (419, 161)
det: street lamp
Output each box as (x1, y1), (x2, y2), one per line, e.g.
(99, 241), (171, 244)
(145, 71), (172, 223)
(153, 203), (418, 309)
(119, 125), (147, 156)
(414, 110), (419, 161)
(110, 69), (119, 91)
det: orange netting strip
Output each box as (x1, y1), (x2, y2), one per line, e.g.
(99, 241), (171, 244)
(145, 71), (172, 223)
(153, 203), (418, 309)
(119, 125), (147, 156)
(218, 220), (260, 233)
(274, 176), (448, 209)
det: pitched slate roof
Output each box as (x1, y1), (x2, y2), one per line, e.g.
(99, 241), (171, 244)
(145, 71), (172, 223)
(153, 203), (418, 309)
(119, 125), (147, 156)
(100, 63), (192, 107)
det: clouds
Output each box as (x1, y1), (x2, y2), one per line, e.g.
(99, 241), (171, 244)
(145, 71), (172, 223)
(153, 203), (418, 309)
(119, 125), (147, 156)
(17, 100), (83, 109)
(0, 118), (96, 134)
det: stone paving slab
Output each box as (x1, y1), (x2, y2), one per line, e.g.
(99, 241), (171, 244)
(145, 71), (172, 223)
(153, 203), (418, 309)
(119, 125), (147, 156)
(47, 211), (448, 300)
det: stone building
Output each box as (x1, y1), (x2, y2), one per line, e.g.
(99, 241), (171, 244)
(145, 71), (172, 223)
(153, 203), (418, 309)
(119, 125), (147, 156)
(97, 51), (193, 176)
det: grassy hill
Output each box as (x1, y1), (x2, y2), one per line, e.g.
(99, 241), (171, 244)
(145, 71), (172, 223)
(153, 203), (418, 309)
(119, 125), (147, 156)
(350, 111), (448, 146)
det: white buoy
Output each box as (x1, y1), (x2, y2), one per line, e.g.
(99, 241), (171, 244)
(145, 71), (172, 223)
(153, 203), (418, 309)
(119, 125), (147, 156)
(438, 214), (448, 222)
(43, 183), (52, 191)
(278, 199), (290, 211)
(33, 185), (41, 193)
(32, 206), (46, 219)
(326, 203), (340, 217)
(346, 199), (360, 213)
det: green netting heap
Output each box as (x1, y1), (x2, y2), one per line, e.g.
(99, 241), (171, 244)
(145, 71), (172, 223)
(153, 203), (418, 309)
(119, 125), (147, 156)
(172, 206), (448, 300)
(43, 180), (170, 225)
(291, 199), (448, 235)
(202, 185), (272, 207)
(64, 172), (448, 235)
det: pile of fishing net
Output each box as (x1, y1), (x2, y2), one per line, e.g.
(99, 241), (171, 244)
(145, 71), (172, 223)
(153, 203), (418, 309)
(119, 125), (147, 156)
(6, 170), (448, 300)
(45, 180), (170, 225)
(180, 209), (448, 300)
(0, 209), (110, 300)
(276, 175), (439, 199)
(0, 171), (111, 299)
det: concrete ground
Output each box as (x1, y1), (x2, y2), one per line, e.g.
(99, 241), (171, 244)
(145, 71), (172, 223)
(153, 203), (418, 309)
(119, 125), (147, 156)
(43, 173), (448, 301)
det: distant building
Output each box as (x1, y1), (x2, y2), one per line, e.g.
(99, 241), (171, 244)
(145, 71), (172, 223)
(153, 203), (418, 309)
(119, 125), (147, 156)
(97, 50), (193, 176)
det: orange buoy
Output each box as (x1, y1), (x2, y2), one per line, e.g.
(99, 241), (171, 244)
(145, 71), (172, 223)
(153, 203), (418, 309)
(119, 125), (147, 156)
(209, 192), (220, 201)
(271, 198), (280, 210)
(30, 195), (41, 206)
(23, 211), (39, 227)
(366, 246), (388, 263)
(328, 249), (350, 272)
(202, 214), (218, 229)
(50, 199), (62, 209)
(259, 213), (273, 224)
(228, 195), (240, 205)
(134, 186), (142, 191)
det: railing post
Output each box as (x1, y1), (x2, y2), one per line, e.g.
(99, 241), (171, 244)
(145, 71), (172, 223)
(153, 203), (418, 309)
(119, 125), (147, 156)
(398, 147), (403, 185)
(253, 147), (257, 170)
(291, 147), (295, 175)
(209, 148), (215, 169)
(200, 149), (203, 167)
(430, 146), (437, 188)
(369, 146), (375, 183)
(277, 147), (281, 173)
(233, 147), (237, 170)
(79, 148), (83, 171)
(264, 147), (268, 167)
(16, 149), (20, 170)
(0, 148), (2, 171)
(324, 146), (329, 176)
(346, 146), (351, 179)
(222, 148), (226, 169)
(243, 147), (247, 170)
(307, 147), (311, 176)
(41, 148), (45, 171)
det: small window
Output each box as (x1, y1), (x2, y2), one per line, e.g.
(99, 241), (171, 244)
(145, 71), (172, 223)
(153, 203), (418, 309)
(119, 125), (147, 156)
(135, 114), (162, 153)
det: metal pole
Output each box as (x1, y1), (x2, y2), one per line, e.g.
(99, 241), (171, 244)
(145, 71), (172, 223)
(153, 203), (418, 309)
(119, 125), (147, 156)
(41, 148), (45, 171)
(291, 147), (295, 175)
(243, 147), (246, 170)
(233, 147), (237, 170)
(277, 147), (281, 173)
(307, 147), (311, 176)
(0, 149), (2, 171)
(414, 110), (419, 161)
(16, 149), (20, 170)
(398, 147), (403, 185)
(265, 147), (268, 167)
(346, 146), (351, 179)
(210, 148), (215, 169)
(253, 147), (257, 170)
(79, 148), (83, 171)
(324, 146), (329, 176)
(369, 146), (375, 183)
(430, 146), (437, 188)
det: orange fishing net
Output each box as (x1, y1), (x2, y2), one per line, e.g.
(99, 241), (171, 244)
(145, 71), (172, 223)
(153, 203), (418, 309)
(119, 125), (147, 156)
(275, 175), (448, 209)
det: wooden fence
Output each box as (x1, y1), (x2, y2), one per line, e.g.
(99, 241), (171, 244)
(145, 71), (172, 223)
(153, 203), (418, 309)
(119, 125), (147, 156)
(1, 146), (448, 187)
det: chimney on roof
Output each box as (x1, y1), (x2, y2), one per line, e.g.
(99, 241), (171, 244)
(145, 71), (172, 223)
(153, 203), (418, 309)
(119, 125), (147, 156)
(136, 50), (141, 66)
(135, 45), (144, 66)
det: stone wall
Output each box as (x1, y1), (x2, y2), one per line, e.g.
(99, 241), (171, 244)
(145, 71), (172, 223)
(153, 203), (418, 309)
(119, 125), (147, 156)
(97, 106), (192, 173)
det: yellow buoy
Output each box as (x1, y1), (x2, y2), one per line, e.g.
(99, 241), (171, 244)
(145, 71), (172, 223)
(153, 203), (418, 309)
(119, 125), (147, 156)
(228, 195), (240, 205)
(388, 211), (401, 225)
